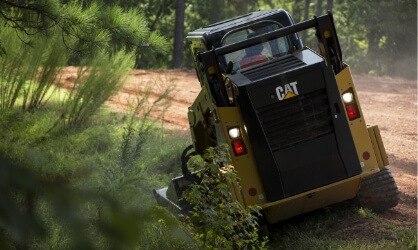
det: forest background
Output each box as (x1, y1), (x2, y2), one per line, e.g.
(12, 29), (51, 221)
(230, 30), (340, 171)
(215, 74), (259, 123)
(1, 0), (417, 78)
(124, 0), (417, 79)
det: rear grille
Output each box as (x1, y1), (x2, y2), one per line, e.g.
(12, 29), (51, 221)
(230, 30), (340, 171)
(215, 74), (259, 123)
(256, 89), (334, 152)
(242, 55), (305, 81)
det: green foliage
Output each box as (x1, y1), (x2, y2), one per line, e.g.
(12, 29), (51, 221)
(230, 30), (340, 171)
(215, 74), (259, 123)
(0, 96), (195, 249)
(0, 153), (190, 249)
(6, 0), (415, 79)
(102, 92), (159, 198)
(0, 1), (169, 56)
(0, 0), (170, 118)
(181, 0), (418, 78)
(0, 24), (68, 112)
(182, 144), (268, 249)
(23, 32), (69, 112)
(0, 156), (47, 249)
(334, 0), (417, 79)
(0, 153), (103, 248)
(100, 72), (176, 197)
(138, 206), (198, 249)
(63, 49), (135, 127)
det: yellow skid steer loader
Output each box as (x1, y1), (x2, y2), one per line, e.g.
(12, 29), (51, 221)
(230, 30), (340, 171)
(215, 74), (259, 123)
(154, 9), (399, 230)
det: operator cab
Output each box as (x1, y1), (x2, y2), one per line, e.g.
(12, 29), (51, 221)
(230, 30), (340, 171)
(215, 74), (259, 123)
(187, 9), (303, 75)
(222, 21), (292, 70)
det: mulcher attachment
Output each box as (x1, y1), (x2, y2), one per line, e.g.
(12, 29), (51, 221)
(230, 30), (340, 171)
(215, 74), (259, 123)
(153, 145), (200, 214)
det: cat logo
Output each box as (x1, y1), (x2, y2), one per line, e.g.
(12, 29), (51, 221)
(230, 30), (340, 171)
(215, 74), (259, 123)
(276, 81), (299, 101)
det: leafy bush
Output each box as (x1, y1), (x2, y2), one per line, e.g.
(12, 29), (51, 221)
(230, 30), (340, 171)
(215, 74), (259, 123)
(0, 25), (68, 113)
(63, 49), (135, 127)
(182, 144), (268, 249)
(0, 103), (194, 249)
(0, 153), (192, 249)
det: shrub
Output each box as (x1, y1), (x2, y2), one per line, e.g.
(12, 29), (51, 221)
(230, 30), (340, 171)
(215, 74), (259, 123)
(182, 144), (268, 249)
(64, 49), (135, 127)
(0, 25), (68, 113)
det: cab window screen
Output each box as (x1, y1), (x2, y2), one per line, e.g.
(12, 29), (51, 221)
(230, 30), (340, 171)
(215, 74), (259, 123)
(222, 22), (290, 70)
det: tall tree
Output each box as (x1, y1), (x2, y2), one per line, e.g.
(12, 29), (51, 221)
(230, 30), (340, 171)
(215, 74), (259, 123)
(316, 0), (323, 16)
(326, 0), (333, 12)
(172, 0), (186, 68)
(336, 0), (416, 79)
(301, 0), (310, 44)
(292, 0), (303, 23)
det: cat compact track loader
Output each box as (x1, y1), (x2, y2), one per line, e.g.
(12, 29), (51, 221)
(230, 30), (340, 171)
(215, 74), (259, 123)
(154, 9), (399, 228)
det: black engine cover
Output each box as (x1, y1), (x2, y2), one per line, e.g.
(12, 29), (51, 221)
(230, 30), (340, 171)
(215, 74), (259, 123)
(228, 50), (361, 201)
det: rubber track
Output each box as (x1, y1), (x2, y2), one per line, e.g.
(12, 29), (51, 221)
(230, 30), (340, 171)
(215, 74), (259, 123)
(356, 166), (400, 212)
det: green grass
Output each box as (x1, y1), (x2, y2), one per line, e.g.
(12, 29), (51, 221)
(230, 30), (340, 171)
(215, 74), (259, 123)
(268, 202), (417, 250)
(0, 106), (118, 178)
(0, 95), (196, 249)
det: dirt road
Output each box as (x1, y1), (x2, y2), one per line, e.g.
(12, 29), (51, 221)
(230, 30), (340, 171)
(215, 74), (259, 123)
(61, 67), (417, 227)
(354, 74), (417, 226)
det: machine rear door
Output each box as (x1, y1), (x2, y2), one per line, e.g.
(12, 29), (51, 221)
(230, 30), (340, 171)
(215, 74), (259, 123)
(231, 52), (362, 201)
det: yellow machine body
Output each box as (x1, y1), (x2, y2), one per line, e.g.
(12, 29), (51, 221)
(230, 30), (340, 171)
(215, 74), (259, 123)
(154, 9), (398, 226)
(187, 63), (388, 223)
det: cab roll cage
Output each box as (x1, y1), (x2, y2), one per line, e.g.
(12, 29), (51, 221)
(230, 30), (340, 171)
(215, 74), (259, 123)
(197, 12), (343, 107)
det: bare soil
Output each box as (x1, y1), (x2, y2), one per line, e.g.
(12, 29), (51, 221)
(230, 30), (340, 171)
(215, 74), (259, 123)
(61, 67), (417, 235)
(354, 74), (417, 228)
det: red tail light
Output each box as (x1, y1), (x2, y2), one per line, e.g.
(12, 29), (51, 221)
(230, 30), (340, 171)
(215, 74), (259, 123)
(342, 88), (361, 121)
(346, 104), (360, 120)
(232, 140), (245, 155)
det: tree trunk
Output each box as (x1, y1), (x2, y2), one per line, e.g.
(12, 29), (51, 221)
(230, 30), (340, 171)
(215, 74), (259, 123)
(366, 28), (381, 72)
(150, 5), (163, 31)
(292, 0), (303, 23)
(172, 0), (186, 68)
(316, 0), (323, 16)
(301, 0), (310, 45)
(326, 0), (333, 12)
